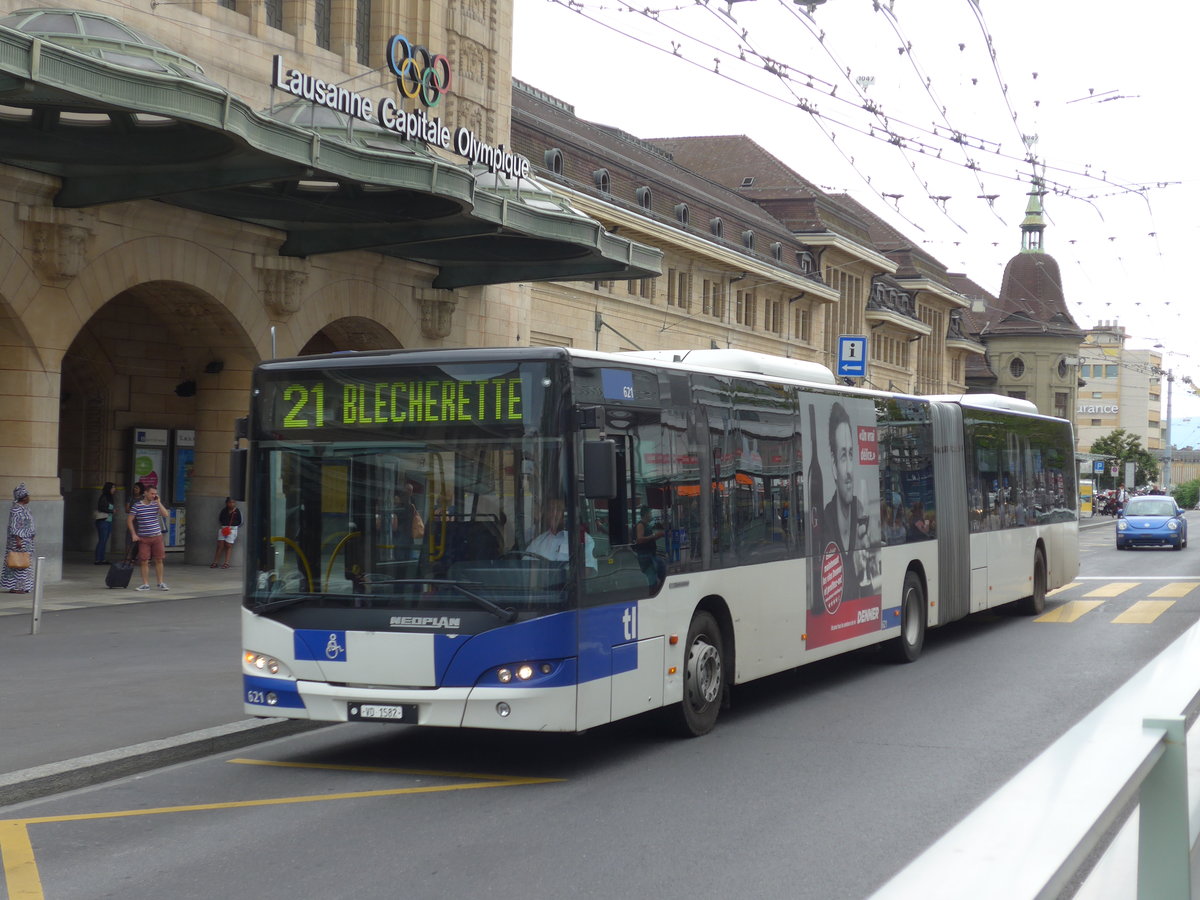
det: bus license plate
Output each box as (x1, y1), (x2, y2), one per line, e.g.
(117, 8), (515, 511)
(348, 703), (417, 722)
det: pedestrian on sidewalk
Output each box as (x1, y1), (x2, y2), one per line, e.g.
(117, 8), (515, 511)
(94, 481), (115, 565)
(2, 483), (35, 594)
(128, 485), (170, 591)
(211, 496), (243, 568)
(123, 482), (144, 559)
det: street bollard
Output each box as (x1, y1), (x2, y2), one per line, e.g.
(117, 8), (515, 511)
(30, 555), (45, 635)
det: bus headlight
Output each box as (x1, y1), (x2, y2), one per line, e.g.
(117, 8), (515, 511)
(493, 661), (560, 685)
(243, 651), (293, 678)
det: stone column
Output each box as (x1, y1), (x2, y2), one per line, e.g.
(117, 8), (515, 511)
(182, 351), (256, 571)
(0, 337), (64, 581)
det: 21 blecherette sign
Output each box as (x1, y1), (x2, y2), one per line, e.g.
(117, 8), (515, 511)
(270, 34), (531, 180)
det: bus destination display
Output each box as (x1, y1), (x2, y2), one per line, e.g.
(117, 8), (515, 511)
(268, 376), (523, 431)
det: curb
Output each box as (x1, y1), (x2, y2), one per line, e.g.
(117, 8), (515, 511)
(0, 718), (324, 809)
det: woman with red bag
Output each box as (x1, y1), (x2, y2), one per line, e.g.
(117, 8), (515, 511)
(210, 496), (243, 569)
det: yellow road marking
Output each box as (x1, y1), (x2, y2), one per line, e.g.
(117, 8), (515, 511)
(1048, 583), (1080, 596)
(1083, 582), (1140, 598)
(1112, 600), (1175, 624)
(1035, 600), (1104, 623)
(1150, 583), (1199, 598)
(0, 820), (42, 900)
(0, 764), (563, 898)
(226, 758), (527, 780)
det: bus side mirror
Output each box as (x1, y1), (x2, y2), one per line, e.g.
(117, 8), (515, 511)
(583, 440), (617, 499)
(229, 448), (248, 501)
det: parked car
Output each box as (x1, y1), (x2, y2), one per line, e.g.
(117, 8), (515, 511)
(1115, 496), (1188, 550)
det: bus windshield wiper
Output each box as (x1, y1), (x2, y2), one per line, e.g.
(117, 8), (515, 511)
(250, 593), (322, 613)
(372, 579), (518, 622)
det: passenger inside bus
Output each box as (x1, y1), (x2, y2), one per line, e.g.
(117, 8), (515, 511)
(634, 505), (667, 587)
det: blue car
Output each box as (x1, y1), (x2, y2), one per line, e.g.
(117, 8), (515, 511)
(1116, 496), (1188, 550)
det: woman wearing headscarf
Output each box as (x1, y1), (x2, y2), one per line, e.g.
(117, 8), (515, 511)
(3, 483), (35, 593)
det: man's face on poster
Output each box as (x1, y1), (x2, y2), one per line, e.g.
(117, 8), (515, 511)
(832, 420), (855, 508)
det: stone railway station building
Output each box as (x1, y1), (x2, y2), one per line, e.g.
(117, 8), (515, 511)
(0, 0), (1066, 579)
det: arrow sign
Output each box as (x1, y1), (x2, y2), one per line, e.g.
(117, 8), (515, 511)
(837, 335), (867, 378)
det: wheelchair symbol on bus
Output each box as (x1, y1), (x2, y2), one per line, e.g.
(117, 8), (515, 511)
(325, 633), (346, 660)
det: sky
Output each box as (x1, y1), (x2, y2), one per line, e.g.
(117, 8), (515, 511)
(512, 0), (1200, 421)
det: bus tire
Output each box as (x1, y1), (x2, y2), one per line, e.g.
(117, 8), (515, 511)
(1015, 548), (1047, 615)
(885, 570), (926, 663)
(671, 611), (724, 737)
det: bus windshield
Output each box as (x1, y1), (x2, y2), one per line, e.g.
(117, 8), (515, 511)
(245, 359), (584, 619)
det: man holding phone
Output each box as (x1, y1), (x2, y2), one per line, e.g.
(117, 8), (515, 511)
(128, 485), (170, 591)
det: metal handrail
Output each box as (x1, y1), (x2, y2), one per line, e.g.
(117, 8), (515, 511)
(870, 619), (1200, 900)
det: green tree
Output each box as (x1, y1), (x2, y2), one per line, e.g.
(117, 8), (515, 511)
(1089, 429), (1159, 489)
(1173, 478), (1200, 510)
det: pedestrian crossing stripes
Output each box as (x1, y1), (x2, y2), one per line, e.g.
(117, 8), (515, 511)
(1035, 581), (1199, 625)
(1111, 601), (1175, 624)
(1035, 600), (1103, 623)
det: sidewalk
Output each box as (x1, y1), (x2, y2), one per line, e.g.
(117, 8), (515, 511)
(0, 555), (317, 807)
(0, 552), (242, 619)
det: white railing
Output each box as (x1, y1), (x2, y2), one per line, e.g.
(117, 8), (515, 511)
(870, 618), (1200, 899)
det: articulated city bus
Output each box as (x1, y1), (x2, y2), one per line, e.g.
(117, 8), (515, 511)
(239, 347), (1078, 736)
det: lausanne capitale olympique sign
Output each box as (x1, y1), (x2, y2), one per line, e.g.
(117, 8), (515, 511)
(270, 34), (531, 180)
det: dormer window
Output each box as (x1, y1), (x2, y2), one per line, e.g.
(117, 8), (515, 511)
(740, 177), (755, 188)
(710, 217), (724, 239)
(675, 203), (690, 226)
(543, 148), (564, 176)
(771, 241), (783, 261)
(635, 186), (653, 210)
(742, 229), (755, 250)
(593, 168), (610, 193)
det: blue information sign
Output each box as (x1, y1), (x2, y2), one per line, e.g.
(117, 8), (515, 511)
(837, 335), (867, 378)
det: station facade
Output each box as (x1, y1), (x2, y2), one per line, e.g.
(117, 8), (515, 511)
(0, 2), (657, 578)
(2, 1), (1008, 579)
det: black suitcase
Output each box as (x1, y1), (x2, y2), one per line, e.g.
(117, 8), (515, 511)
(105, 559), (134, 589)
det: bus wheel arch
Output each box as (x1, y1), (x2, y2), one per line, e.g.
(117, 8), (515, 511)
(670, 597), (731, 737)
(1015, 542), (1048, 616)
(885, 566), (927, 663)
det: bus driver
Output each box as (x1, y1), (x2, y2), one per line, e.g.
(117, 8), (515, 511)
(528, 497), (596, 570)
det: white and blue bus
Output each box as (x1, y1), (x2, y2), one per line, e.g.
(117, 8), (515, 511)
(240, 347), (1078, 736)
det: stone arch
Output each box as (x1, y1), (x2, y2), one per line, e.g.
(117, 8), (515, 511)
(59, 277), (260, 568)
(299, 317), (403, 354)
(0, 216), (56, 379)
(61, 236), (271, 361)
(285, 276), (416, 357)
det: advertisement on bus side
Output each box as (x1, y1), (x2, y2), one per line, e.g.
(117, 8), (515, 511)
(805, 396), (883, 648)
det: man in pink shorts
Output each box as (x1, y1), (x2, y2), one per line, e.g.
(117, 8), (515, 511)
(128, 485), (170, 591)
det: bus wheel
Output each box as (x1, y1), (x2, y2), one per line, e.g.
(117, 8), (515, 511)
(885, 570), (926, 663)
(673, 611), (724, 737)
(1015, 548), (1047, 615)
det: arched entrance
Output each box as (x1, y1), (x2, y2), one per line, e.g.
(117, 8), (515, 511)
(298, 317), (402, 355)
(59, 280), (258, 567)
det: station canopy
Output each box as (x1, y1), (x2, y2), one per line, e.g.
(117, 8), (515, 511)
(0, 9), (661, 289)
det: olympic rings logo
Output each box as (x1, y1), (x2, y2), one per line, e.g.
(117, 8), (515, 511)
(386, 35), (452, 108)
